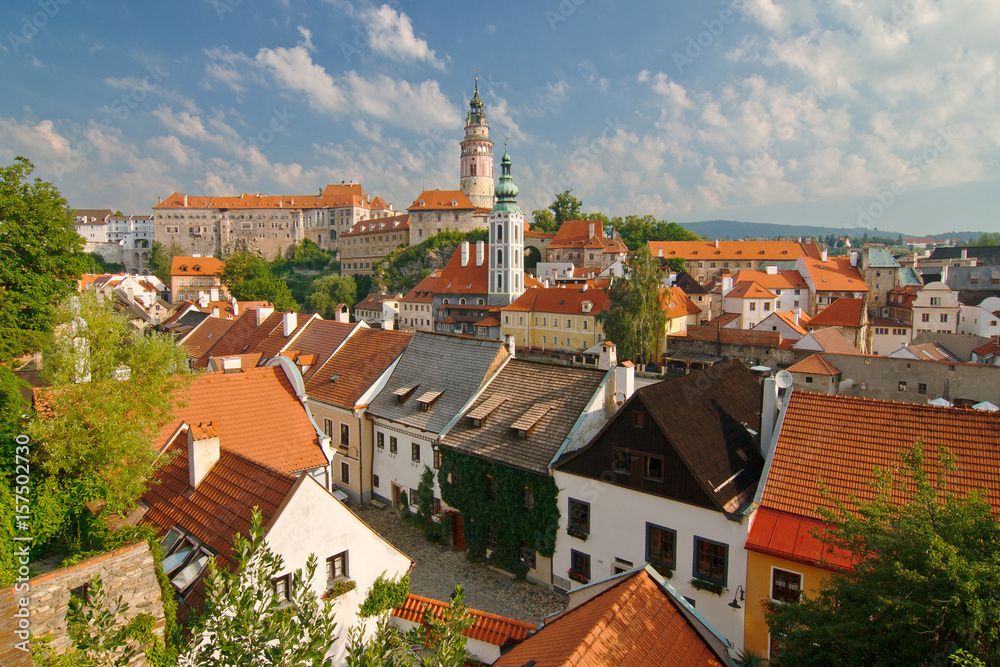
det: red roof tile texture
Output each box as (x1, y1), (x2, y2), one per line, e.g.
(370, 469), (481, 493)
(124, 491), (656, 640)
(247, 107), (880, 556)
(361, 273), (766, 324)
(786, 353), (841, 376)
(407, 189), (476, 211)
(393, 594), (535, 647)
(762, 391), (1000, 521)
(170, 256), (225, 277)
(154, 184), (372, 210)
(808, 297), (866, 328)
(799, 256), (869, 292)
(160, 366), (325, 473)
(670, 325), (781, 347)
(726, 280), (778, 300)
(180, 317), (235, 360)
(746, 507), (855, 571)
(648, 240), (822, 261)
(501, 285), (610, 316)
(547, 220), (627, 254)
(495, 570), (727, 667)
(305, 328), (413, 408)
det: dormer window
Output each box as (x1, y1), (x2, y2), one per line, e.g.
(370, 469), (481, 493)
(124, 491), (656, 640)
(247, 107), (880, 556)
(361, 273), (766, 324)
(451, 199), (458, 207)
(416, 390), (444, 411)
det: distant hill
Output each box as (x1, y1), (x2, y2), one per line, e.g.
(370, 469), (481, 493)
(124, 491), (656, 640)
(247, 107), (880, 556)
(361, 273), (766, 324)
(676, 220), (985, 243)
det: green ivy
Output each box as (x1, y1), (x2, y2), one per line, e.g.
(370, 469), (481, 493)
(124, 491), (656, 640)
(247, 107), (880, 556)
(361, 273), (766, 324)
(437, 450), (560, 578)
(358, 572), (411, 619)
(416, 466), (435, 523)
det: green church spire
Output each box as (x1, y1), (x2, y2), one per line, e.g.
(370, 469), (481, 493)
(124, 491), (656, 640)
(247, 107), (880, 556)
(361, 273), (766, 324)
(492, 144), (520, 214)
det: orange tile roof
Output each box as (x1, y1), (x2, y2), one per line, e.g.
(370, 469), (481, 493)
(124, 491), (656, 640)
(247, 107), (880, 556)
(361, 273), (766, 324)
(170, 256), (225, 277)
(726, 280), (778, 300)
(808, 297), (866, 328)
(341, 214), (409, 237)
(501, 285), (610, 316)
(392, 594), (535, 647)
(795, 328), (862, 355)
(746, 507), (855, 571)
(731, 269), (807, 290)
(355, 293), (401, 311)
(786, 353), (841, 376)
(974, 341), (1000, 357)
(547, 220), (627, 254)
(671, 324), (781, 347)
(707, 312), (740, 328)
(159, 366), (326, 473)
(305, 328), (413, 408)
(400, 272), (440, 304)
(525, 229), (556, 239)
(658, 286), (702, 319)
(432, 243), (540, 295)
(769, 310), (810, 335)
(142, 436), (297, 619)
(154, 185), (372, 211)
(208, 352), (262, 370)
(407, 189), (475, 211)
(762, 391), (1000, 521)
(495, 570), (728, 667)
(181, 317), (236, 360)
(648, 240), (821, 262)
(799, 256), (869, 292)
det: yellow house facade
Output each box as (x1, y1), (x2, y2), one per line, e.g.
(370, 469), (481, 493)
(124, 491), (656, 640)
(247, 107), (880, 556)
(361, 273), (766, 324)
(499, 285), (609, 352)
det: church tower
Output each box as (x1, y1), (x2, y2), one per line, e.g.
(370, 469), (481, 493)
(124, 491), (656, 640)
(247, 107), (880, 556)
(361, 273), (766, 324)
(460, 78), (495, 210)
(488, 147), (524, 307)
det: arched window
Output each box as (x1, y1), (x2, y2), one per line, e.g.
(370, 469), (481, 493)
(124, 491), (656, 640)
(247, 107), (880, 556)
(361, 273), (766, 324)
(460, 298), (466, 305)
(442, 298), (449, 304)
(513, 224), (518, 242)
(497, 274), (504, 291)
(470, 162), (477, 176)
(497, 249), (503, 266)
(477, 298), (484, 305)
(496, 223), (503, 242)
(515, 273), (520, 290)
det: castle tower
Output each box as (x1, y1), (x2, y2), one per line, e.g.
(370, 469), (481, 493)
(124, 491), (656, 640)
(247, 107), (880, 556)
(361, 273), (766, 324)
(460, 78), (495, 210)
(488, 147), (524, 307)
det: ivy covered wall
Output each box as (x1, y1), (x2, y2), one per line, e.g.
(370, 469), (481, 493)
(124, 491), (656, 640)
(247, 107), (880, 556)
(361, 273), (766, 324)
(437, 449), (560, 577)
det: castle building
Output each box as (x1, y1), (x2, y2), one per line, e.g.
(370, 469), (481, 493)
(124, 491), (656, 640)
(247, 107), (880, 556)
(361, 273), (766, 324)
(459, 79), (495, 210)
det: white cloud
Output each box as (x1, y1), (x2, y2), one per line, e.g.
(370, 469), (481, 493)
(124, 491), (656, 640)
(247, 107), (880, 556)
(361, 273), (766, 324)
(147, 135), (196, 165)
(255, 45), (348, 114)
(151, 105), (210, 142)
(360, 4), (446, 69)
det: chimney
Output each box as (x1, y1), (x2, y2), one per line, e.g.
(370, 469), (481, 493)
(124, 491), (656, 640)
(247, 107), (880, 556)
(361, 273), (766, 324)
(183, 194), (189, 207)
(715, 239), (720, 248)
(504, 333), (516, 358)
(820, 249), (828, 262)
(765, 265), (778, 275)
(941, 265), (949, 284)
(221, 356), (242, 373)
(283, 311), (297, 336)
(850, 250), (860, 267)
(256, 305), (275, 327)
(188, 422), (220, 489)
(581, 283), (588, 292)
(198, 293), (209, 309)
(461, 241), (470, 267)
(722, 276), (733, 294)
(658, 247), (663, 258)
(231, 296), (239, 316)
(334, 303), (350, 323)
(760, 378), (779, 459)
(210, 287), (219, 302)
(961, 248), (968, 260)
(476, 241), (485, 267)
(598, 341), (618, 370)
(543, 279), (550, 288)
(615, 361), (635, 405)
(794, 309), (800, 326)
(589, 222), (595, 238)
(157, 196), (161, 204)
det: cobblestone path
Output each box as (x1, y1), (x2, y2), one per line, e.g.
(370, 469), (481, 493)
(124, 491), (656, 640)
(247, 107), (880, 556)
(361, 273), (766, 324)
(351, 504), (566, 625)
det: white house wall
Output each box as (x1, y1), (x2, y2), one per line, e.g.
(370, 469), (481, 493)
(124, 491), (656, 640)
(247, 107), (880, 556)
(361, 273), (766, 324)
(552, 470), (749, 652)
(371, 420), (442, 509)
(265, 476), (412, 664)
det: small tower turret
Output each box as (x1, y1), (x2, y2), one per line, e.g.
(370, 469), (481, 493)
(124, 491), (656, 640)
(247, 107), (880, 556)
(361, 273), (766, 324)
(460, 78), (495, 210)
(488, 146), (524, 307)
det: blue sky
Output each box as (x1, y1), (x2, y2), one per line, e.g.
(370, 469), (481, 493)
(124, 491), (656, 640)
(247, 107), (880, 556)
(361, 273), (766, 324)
(2, 0), (997, 235)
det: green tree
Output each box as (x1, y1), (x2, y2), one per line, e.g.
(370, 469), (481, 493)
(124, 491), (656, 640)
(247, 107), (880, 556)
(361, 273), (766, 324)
(305, 274), (359, 317)
(610, 214), (701, 250)
(766, 443), (1000, 666)
(28, 292), (190, 554)
(549, 189), (583, 226)
(596, 244), (666, 365)
(970, 232), (1000, 247)
(179, 508), (338, 667)
(0, 157), (88, 362)
(530, 209), (557, 233)
(82, 253), (126, 275)
(0, 366), (28, 585)
(34, 574), (160, 667)
(220, 252), (297, 312)
(150, 241), (184, 284)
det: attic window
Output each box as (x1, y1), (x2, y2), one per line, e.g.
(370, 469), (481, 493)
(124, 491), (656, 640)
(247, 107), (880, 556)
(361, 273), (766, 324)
(180, 265), (188, 272)
(328, 374), (341, 383)
(416, 390), (444, 411)
(560, 300), (565, 305)
(193, 265), (201, 272)
(394, 386), (418, 403)
(451, 199), (458, 206)
(466, 395), (508, 427)
(510, 404), (551, 439)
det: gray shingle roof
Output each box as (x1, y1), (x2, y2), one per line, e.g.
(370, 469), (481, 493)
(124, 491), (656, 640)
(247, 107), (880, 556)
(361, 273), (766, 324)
(899, 267), (923, 286)
(864, 246), (902, 268)
(367, 332), (507, 434)
(440, 359), (608, 474)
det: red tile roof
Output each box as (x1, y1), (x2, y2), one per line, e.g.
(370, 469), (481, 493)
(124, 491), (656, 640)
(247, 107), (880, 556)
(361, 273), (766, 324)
(648, 240), (822, 262)
(400, 272), (439, 304)
(732, 269), (807, 290)
(786, 353), (841, 376)
(746, 507), (855, 571)
(726, 280), (778, 300)
(392, 594), (535, 647)
(658, 286), (702, 319)
(501, 285), (610, 316)
(154, 184), (372, 211)
(142, 436), (298, 618)
(808, 297), (866, 328)
(974, 341), (1000, 357)
(170, 256), (225, 277)
(180, 317), (235, 360)
(160, 366), (326, 473)
(355, 293), (401, 312)
(407, 189), (476, 211)
(547, 220), (627, 255)
(670, 325), (781, 347)
(341, 214), (409, 237)
(768, 310), (810, 335)
(794, 328), (862, 355)
(305, 328), (413, 408)
(799, 256), (869, 292)
(432, 243), (540, 295)
(495, 569), (728, 667)
(762, 391), (1000, 521)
